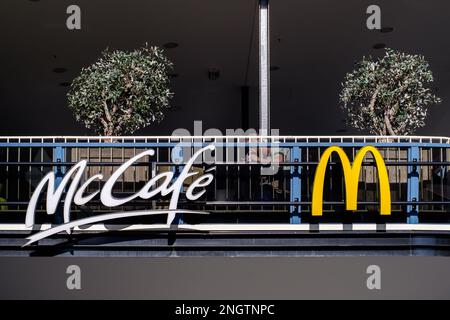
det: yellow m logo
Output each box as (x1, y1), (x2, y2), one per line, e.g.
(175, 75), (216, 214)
(311, 146), (391, 216)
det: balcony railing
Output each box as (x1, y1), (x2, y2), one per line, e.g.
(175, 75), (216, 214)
(1, 135), (450, 228)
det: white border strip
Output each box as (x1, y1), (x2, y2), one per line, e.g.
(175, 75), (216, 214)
(2, 223), (450, 232)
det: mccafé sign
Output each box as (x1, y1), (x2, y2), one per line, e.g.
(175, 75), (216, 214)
(23, 144), (391, 246)
(24, 146), (216, 246)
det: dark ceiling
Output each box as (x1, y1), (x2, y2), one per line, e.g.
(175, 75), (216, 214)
(1, 0), (450, 136)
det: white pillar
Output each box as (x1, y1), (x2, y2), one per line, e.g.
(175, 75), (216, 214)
(259, 0), (270, 136)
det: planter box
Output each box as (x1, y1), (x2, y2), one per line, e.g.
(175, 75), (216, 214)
(70, 147), (151, 183)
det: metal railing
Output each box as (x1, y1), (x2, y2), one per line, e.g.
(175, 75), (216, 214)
(1, 135), (450, 225)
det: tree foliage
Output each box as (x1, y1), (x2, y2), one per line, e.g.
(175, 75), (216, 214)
(68, 45), (173, 136)
(340, 48), (442, 135)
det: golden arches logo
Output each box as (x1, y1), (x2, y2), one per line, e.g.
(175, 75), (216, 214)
(311, 146), (391, 216)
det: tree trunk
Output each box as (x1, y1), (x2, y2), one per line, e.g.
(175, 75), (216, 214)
(101, 101), (117, 136)
(384, 110), (396, 136)
(103, 127), (113, 136)
(368, 86), (382, 135)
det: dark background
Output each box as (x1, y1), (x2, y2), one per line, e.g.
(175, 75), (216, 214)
(1, 0), (449, 136)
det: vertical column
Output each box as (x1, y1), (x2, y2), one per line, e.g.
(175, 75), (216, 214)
(53, 145), (65, 224)
(259, 0), (270, 135)
(407, 146), (420, 224)
(290, 146), (301, 224)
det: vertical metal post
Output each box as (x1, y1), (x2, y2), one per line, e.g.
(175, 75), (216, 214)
(259, 0), (270, 135)
(407, 146), (420, 224)
(53, 146), (65, 224)
(172, 146), (184, 224)
(290, 146), (301, 224)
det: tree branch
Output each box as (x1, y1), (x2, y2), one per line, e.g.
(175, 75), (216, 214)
(103, 101), (112, 123)
(368, 86), (380, 114)
(368, 85), (382, 133)
(384, 111), (396, 135)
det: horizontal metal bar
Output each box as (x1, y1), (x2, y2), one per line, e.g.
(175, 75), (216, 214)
(1, 161), (450, 167)
(0, 134), (448, 139)
(0, 162), (186, 167)
(207, 201), (450, 206)
(2, 200), (449, 206)
(0, 200), (200, 205)
(2, 142), (450, 148)
(4, 222), (450, 232)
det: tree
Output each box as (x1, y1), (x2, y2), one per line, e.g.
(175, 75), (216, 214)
(68, 45), (173, 136)
(340, 48), (442, 135)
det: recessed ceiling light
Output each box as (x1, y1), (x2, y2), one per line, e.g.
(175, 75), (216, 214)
(163, 42), (179, 49)
(59, 82), (71, 87)
(373, 43), (386, 49)
(53, 67), (67, 73)
(270, 66), (280, 71)
(380, 27), (394, 33)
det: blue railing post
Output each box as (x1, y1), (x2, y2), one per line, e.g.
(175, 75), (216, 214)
(53, 145), (65, 224)
(290, 146), (301, 224)
(172, 145), (184, 224)
(407, 146), (420, 224)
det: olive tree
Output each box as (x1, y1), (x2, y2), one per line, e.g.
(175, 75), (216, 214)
(68, 45), (173, 136)
(340, 48), (442, 135)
